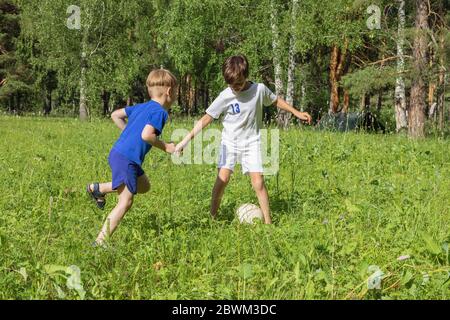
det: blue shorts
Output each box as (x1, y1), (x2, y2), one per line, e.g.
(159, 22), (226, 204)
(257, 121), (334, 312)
(108, 148), (145, 195)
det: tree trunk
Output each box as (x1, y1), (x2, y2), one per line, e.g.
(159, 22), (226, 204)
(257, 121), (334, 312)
(280, 0), (299, 128)
(428, 45), (436, 119)
(377, 90), (383, 113)
(437, 53), (445, 132)
(438, 71), (446, 132)
(329, 45), (340, 114)
(271, 1), (284, 98)
(44, 89), (52, 115)
(178, 80), (182, 109)
(17, 93), (21, 114)
(193, 80), (198, 115)
(437, 5), (447, 133)
(329, 40), (349, 114)
(181, 74), (189, 115)
(342, 89), (350, 113)
(79, 64), (88, 120)
(271, 0), (286, 128)
(126, 96), (133, 106)
(361, 93), (371, 111)
(180, 74), (195, 116)
(409, 0), (429, 138)
(187, 74), (194, 116)
(198, 81), (209, 113)
(54, 94), (60, 113)
(9, 95), (13, 113)
(79, 33), (89, 121)
(102, 90), (110, 117)
(204, 84), (209, 111)
(300, 83), (306, 112)
(395, 0), (408, 132)
(71, 91), (77, 116)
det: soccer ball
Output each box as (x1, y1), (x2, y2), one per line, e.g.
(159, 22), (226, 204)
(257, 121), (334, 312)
(236, 203), (263, 224)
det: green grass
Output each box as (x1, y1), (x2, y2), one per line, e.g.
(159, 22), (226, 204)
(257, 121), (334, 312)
(0, 115), (449, 300)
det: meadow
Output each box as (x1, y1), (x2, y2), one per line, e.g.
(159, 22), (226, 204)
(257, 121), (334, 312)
(0, 115), (449, 300)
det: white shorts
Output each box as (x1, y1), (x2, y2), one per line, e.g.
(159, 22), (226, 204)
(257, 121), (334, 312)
(218, 141), (263, 174)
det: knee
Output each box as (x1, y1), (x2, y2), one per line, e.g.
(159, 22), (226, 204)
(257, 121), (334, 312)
(219, 175), (231, 186)
(119, 197), (133, 210)
(251, 177), (265, 192)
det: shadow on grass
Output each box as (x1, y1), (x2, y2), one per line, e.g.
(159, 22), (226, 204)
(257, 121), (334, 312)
(132, 192), (305, 233)
(215, 200), (238, 223)
(270, 192), (302, 216)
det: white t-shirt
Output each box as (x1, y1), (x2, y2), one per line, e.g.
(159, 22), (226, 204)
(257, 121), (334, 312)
(206, 82), (277, 146)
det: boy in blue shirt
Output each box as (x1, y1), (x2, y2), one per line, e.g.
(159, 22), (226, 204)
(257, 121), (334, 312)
(87, 69), (177, 246)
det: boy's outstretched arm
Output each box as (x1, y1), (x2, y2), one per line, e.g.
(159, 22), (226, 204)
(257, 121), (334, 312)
(275, 97), (312, 124)
(141, 125), (176, 154)
(111, 109), (128, 131)
(175, 114), (214, 153)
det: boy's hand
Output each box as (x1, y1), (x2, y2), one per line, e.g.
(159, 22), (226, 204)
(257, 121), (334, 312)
(296, 111), (312, 125)
(165, 142), (176, 154)
(174, 142), (185, 156)
(275, 98), (312, 125)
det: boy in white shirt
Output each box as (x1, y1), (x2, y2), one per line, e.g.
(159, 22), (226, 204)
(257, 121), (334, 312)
(175, 55), (311, 224)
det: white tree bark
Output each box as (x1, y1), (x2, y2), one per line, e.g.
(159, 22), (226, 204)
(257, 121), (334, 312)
(300, 83), (306, 112)
(271, 0), (284, 99)
(281, 0), (299, 128)
(79, 36), (89, 121)
(438, 27), (447, 132)
(272, 0), (295, 128)
(285, 0), (298, 107)
(394, 0), (408, 132)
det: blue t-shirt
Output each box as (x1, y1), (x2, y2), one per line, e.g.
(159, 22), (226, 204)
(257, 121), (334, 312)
(112, 100), (169, 165)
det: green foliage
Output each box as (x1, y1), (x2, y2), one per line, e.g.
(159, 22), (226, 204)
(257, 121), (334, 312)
(0, 0), (34, 107)
(293, 0), (366, 51)
(15, 0), (159, 114)
(342, 65), (399, 96)
(0, 116), (448, 299)
(155, 0), (275, 96)
(1, 0), (448, 134)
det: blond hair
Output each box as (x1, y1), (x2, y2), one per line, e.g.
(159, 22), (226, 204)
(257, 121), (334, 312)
(146, 69), (178, 97)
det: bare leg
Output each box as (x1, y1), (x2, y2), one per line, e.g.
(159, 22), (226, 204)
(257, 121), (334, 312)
(89, 182), (114, 195)
(93, 175), (149, 244)
(95, 184), (134, 244)
(249, 172), (272, 224)
(210, 168), (233, 219)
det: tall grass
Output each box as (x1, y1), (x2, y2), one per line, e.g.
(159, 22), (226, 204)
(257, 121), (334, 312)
(0, 116), (448, 299)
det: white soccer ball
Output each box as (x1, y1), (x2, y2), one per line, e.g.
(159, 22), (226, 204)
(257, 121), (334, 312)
(236, 203), (263, 224)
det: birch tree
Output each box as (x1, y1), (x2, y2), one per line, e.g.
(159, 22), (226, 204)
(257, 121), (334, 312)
(394, 0), (408, 132)
(435, 0), (448, 133)
(271, 0), (285, 102)
(281, 0), (299, 128)
(18, 0), (156, 119)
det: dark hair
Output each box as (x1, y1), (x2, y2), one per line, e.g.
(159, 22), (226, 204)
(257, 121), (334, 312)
(222, 55), (249, 84)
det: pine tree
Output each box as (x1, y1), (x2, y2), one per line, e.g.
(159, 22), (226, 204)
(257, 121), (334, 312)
(0, 0), (33, 112)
